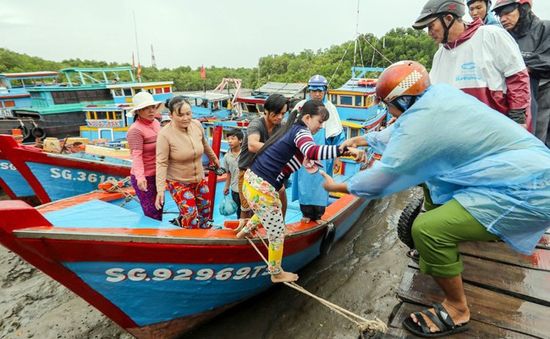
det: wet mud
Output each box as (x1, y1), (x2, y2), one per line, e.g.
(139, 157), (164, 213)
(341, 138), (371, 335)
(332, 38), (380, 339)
(0, 189), (419, 339)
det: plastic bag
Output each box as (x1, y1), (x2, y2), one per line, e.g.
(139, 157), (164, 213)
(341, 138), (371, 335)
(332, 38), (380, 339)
(219, 194), (237, 216)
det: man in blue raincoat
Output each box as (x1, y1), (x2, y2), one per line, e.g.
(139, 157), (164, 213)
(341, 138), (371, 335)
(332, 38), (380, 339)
(291, 75), (344, 223)
(322, 60), (550, 337)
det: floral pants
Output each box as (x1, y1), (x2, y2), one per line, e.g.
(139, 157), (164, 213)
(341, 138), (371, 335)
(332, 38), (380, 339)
(166, 179), (211, 229)
(242, 170), (285, 274)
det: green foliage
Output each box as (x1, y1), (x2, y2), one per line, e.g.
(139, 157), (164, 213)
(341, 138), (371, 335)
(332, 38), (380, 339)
(0, 28), (437, 91)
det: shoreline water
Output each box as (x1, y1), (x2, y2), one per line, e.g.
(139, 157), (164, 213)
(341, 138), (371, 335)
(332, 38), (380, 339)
(0, 189), (417, 338)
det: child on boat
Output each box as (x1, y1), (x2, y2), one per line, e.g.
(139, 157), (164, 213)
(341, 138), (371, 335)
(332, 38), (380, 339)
(222, 128), (244, 217)
(239, 100), (364, 283)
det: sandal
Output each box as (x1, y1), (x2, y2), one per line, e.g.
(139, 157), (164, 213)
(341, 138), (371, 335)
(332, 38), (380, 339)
(407, 248), (420, 262)
(402, 303), (469, 337)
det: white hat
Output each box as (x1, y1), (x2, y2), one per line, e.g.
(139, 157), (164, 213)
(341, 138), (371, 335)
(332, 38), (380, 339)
(127, 91), (161, 117)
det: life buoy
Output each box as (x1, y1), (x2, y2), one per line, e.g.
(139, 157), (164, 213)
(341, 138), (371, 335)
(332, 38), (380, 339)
(320, 222), (336, 255)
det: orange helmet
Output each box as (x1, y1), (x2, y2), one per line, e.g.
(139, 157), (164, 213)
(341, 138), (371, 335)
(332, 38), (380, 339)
(376, 61), (431, 104)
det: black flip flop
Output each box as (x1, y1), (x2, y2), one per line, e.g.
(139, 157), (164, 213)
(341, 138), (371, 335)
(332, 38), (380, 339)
(406, 248), (420, 262)
(402, 303), (469, 337)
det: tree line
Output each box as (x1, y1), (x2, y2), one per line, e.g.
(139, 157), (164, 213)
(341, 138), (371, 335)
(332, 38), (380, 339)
(0, 28), (436, 91)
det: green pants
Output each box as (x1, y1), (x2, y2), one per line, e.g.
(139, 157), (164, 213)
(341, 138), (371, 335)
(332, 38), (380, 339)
(412, 198), (499, 277)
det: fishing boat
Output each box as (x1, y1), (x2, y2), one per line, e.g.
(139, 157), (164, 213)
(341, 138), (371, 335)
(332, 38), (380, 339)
(11, 67), (173, 139)
(0, 126), (370, 338)
(328, 66), (387, 138)
(179, 78), (243, 120)
(0, 71), (59, 138)
(235, 81), (307, 116)
(0, 134), (130, 204)
(0, 148), (36, 201)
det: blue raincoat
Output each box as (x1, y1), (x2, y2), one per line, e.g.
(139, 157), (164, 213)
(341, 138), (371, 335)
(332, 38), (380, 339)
(348, 84), (550, 255)
(291, 97), (344, 206)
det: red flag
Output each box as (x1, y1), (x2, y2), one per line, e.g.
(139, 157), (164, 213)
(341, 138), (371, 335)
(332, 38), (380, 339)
(200, 65), (206, 79)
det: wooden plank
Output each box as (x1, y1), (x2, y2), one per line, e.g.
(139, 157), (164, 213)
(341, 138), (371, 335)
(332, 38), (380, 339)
(397, 268), (550, 338)
(389, 302), (534, 338)
(408, 256), (550, 306)
(459, 241), (550, 271)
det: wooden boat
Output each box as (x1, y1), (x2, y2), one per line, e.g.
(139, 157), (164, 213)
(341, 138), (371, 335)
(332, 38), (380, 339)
(0, 134), (130, 204)
(328, 66), (388, 139)
(11, 67), (173, 139)
(0, 127), (370, 338)
(0, 181), (368, 338)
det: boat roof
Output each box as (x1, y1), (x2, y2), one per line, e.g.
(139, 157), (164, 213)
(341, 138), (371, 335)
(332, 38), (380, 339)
(250, 82), (307, 98)
(181, 92), (232, 101)
(107, 81), (173, 89)
(0, 71), (59, 80)
(332, 66), (385, 94)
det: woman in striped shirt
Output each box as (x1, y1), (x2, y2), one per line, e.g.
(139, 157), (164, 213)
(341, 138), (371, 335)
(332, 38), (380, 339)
(240, 100), (363, 283)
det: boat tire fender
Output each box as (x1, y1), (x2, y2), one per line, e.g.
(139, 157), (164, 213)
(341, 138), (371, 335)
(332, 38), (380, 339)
(17, 120), (31, 139)
(397, 196), (424, 249)
(31, 126), (46, 139)
(320, 222), (336, 256)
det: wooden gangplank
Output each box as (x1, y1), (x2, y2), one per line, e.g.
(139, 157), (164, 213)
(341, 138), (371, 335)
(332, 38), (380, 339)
(386, 237), (550, 338)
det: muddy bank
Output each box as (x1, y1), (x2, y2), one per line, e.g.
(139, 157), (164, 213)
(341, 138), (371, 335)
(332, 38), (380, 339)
(0, 189), (418, 339)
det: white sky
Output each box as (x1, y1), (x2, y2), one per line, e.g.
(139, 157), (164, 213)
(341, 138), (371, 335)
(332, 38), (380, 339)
(1, 0), (549, 69)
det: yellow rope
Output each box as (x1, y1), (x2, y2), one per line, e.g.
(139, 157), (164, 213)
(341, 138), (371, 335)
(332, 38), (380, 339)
(245, 234), (387, 337)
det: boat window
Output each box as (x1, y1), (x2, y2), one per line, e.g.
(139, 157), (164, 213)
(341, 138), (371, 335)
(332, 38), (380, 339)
(355, 96), (362, 107)
(0, 102), (3, 108)
(340, 96), (353, 105)
(365, 95), (375, 107)
(112, 89), (123, 97)
(163, 87), (171, 93)
(114, 111), (122, 120)
(350, 128), (359, 138)
(96, 111), (108, 120)
(146, 89), (153, 94)
(4, 100), (15, 107)
(330, 95), (337, 105)
(155, 88), (163, 94)
(123, 88), (132, 96)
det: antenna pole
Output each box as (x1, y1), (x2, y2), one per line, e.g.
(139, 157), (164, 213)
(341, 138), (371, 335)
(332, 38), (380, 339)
(353, 0), (360, 66)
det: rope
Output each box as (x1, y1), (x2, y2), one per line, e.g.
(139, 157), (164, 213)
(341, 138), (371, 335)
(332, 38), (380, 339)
(98, 176), (139, 206)
(361, 35), (393, 65)
(244, 234), (387, 337)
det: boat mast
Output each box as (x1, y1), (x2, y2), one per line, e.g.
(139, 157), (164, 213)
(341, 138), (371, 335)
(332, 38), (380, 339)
(133, 11), (141, 82)
(353, 0), (360, 66)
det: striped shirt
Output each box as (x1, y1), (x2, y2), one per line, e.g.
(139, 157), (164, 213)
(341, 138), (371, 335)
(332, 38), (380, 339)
(250, 123), (341, 190)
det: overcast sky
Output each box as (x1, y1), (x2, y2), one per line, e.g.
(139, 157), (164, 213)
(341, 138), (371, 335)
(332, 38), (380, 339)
(2, 0), (550, 69)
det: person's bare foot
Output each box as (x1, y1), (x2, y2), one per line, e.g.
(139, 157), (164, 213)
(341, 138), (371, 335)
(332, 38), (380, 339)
(410, 300), (469, 333)
(234, 218), (249, 233)
(315, 219), (324, 225)
(271, 271), (299, 283)
(301, 217), (311, 224)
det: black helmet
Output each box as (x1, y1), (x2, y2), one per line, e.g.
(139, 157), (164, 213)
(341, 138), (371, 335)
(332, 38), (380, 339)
(413, 0), (466, 29)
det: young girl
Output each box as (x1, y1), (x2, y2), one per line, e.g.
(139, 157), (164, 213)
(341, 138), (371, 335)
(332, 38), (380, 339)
(239, 100), (362, 283)
(155, 97), (220, 228)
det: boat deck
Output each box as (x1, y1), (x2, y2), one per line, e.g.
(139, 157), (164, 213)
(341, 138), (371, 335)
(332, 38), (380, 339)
(385, 231), (550, 338)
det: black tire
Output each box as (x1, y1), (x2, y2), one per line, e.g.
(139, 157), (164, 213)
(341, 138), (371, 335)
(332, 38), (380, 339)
(397, 196), (424, 249)
(31, 126), (46, 139)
